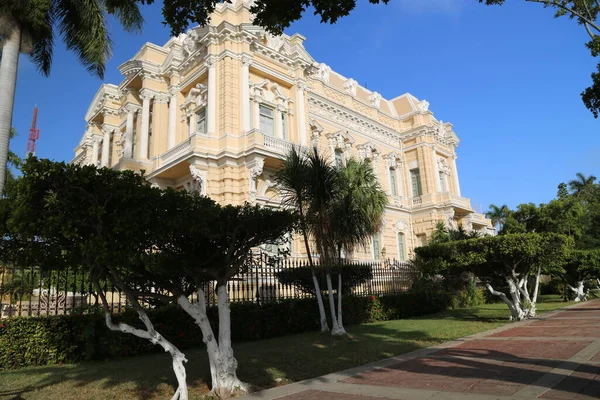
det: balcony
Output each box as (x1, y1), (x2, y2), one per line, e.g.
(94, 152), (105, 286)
(263, 135), (297, 155)
(409, 192), (473, 213)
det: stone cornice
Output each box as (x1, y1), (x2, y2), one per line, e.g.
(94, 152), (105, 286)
(308, 93), (401, 147)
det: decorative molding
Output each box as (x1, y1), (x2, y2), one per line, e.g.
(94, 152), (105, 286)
(123, 103), (142, 115)
(383, 152), (404, 169)
(369, 92), (382, 109)
(437, 156), (451, 175)
(394, 220), (408, 233)
(310, 62), (331, 83)
(444, 209), (456, 229)
(344, 78), (357, 96)
(308, 94), (400, 146)
(417, 100), (430, 112)
(248, 158), (265, 204)
(139, 88), (157, 101)
(154, 93), (170, 104)
(241, 54), (253, 66)
(187, 164), (207, 195)
(181, 83), (208, 113)
(309, 118), (323, 147)
(356, 141), (379, 161)
(168, 85), (181, 96)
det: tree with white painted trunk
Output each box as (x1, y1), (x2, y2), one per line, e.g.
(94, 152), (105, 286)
(0, 0), (143, 195)
(276, 148), (387, 336)
(415, 233), (572, 321)
(2, 158), (190, 400)
(275, 147), (331, 332)
(144, 199), (296, 397)
(560, 249), (600, 302)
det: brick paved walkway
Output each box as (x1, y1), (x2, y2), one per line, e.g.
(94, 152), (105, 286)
(239, 300), (600, 400)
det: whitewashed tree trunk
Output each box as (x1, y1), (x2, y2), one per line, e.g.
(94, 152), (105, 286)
(104, 310), (188, 400)
(0, 25), (21, 195)
(486, 284), (524, 321)
(215, 284), (249, 396)
(337, 273), (344, 331)
(326, 273), (346, 336)
(311, 269), (330, 332)
(178, 288), (248, 397)
(568, 281), (588, 302)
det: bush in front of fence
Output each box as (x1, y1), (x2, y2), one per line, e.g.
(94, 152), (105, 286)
(0, 290), (451, 369)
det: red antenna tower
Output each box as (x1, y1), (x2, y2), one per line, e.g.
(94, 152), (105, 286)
(27, 106), (40, 157)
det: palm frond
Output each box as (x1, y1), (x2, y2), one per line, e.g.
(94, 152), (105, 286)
(105, 0), (144, 32)
(55, 0), (113, 78)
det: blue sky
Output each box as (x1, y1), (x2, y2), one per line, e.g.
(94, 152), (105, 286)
(10, 0), (600, 213)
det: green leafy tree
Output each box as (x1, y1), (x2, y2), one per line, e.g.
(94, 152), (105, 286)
(135, 196), (296, 397)
(143, 0), (391, 36)
(416, 233), (572, 321)
(560, 249), (600, 302)
(3, 158), (190, 400)
(0, 0), (144, 195)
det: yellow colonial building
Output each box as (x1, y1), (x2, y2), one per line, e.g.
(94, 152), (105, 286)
(72, 0), (493, 261)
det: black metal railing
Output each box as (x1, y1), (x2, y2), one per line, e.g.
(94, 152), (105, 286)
(0, 256), (416, 319)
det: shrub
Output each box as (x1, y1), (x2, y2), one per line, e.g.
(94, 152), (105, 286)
(0, 290), (451, 370)
(275, 264), (373, 295)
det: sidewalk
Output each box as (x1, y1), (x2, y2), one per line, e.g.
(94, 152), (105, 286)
(239, 300), (600, 400)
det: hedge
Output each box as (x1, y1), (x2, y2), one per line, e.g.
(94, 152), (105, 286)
(0, 290), (451, 370)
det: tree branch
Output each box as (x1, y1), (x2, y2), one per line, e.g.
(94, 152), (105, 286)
(526, 0), (600, 34)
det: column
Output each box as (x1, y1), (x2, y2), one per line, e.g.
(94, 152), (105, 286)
(296, 81), (307, 146)
(139, 89), (153, 160)
(168, 86), (179, 149)
(101, 127), (111, 167)
(152, 94), (169, 156)
(275, 108), (284, 139)
(91, 136), (100, 166)
(188, 113), (196, 136)
(451, 155), (462, 196)
(206, 55), (217, 135)
(124, 105), (137, 158)
(431, 146), (440, 193)
(253, 99), (260, 130)
(240, 55), (251, 132)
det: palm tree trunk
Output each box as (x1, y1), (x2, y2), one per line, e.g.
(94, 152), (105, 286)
(0, 25), (21, 195)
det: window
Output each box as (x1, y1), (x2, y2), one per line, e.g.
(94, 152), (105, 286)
(397, 232), (405, 261)
(281, 112), (288, 140)
(196, 108), (206, 134)
(372, 235), (380, 260)
(438, 171), (445, 192)
(259, 105), (274, 136)
(410, 168), (422, 197)
(334, 149), (344, 168)
(389, 167), (397, 196)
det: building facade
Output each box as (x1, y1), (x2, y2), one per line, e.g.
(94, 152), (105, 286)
(72, 0), (493, 261)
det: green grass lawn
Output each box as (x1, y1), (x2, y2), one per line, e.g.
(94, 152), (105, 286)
(0, 299), (571, 400)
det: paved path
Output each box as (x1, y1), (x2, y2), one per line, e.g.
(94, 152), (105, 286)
(239, 300), (600, 400)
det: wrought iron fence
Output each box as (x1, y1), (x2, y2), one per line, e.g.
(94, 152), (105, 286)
(0, 256), (417, 319)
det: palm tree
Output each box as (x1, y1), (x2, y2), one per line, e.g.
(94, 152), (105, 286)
(568, 172), (597, 196)
(275, 146), (329, 332)
(486, 204), (511, 232)
(429, 221), (449, 244)
(329, 158), (387, 333)
(4, 127), (22, 194)
(0, 1), (144, 195)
